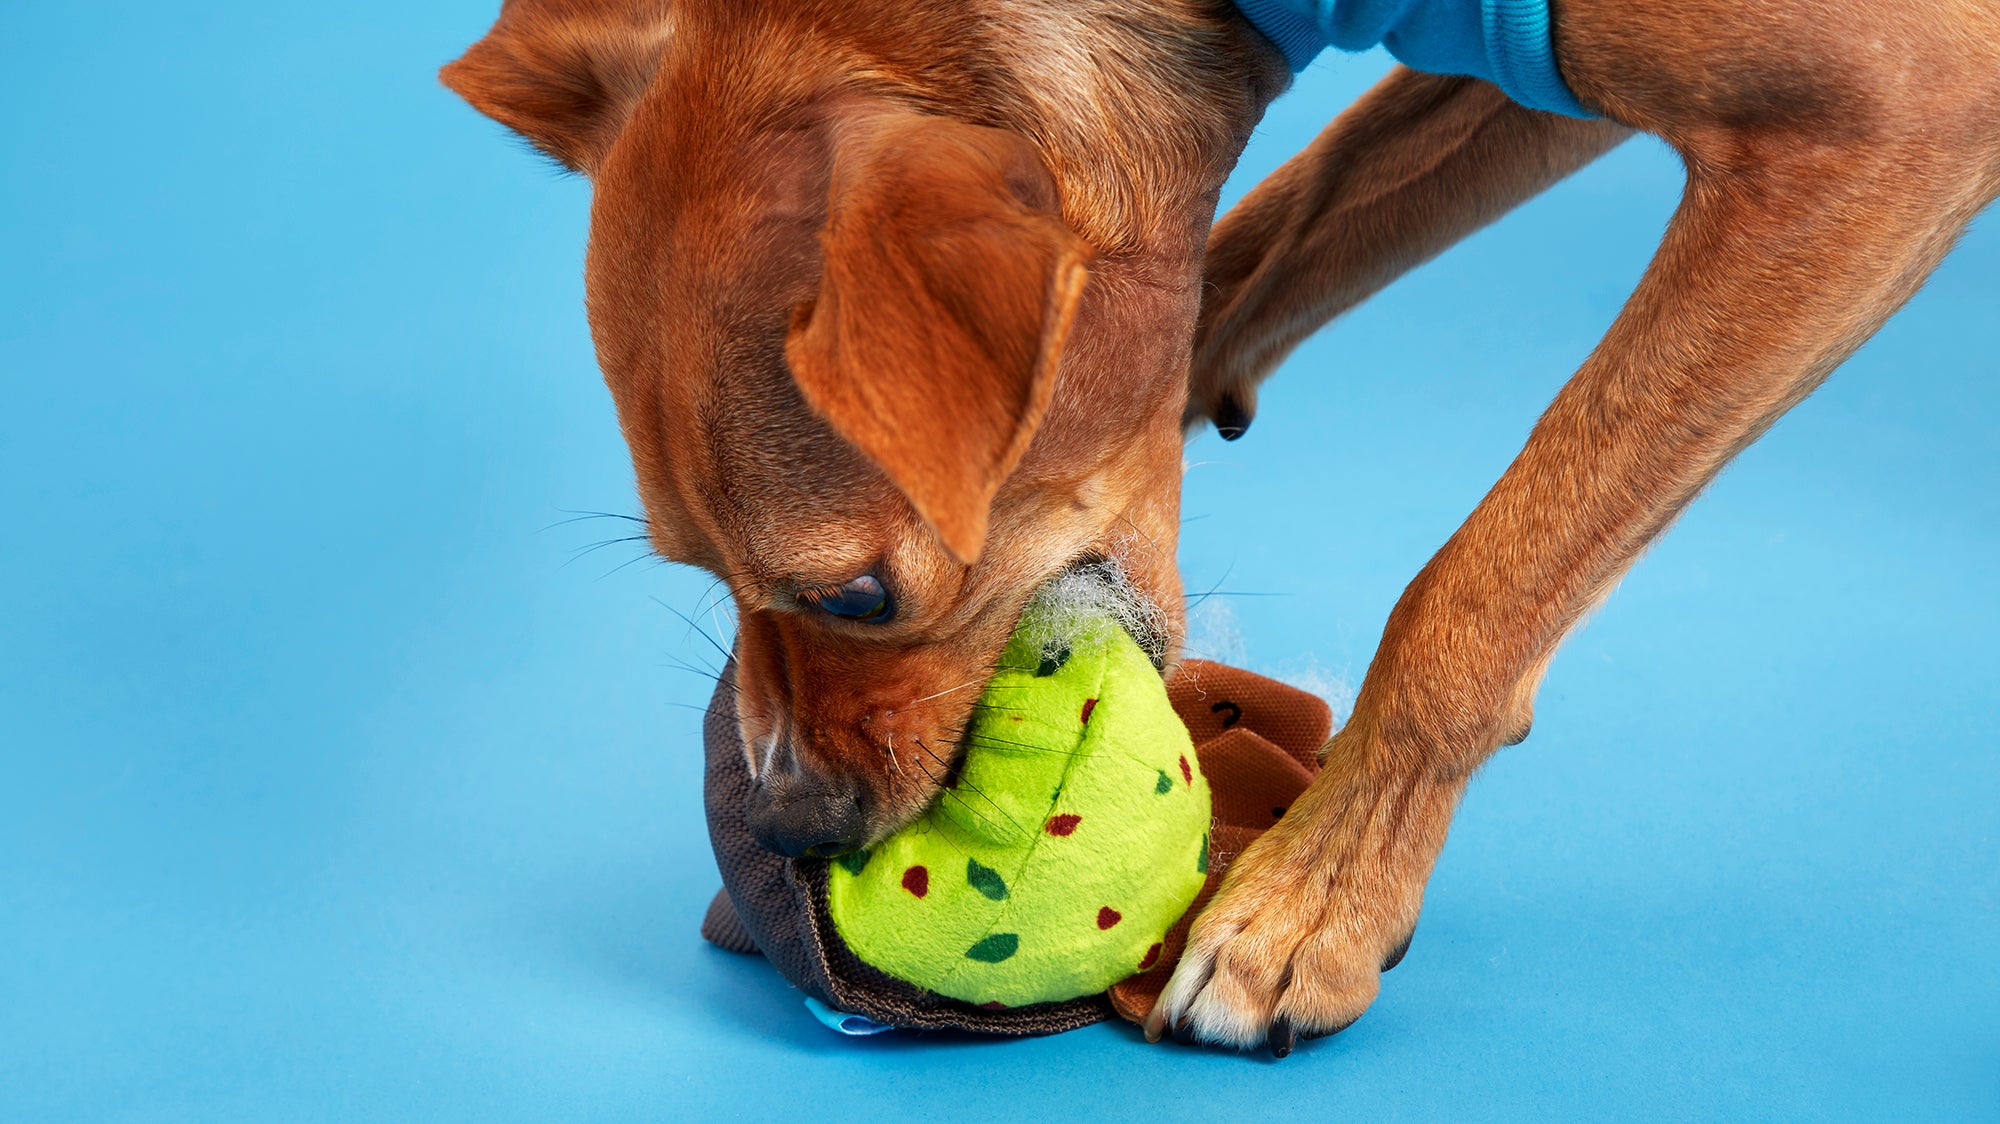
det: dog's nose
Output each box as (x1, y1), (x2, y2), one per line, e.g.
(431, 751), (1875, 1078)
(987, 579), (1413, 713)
(746, 761), (867, 859)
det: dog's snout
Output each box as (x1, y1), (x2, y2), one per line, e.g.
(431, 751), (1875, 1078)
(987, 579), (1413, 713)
(746, 757), (868, 859)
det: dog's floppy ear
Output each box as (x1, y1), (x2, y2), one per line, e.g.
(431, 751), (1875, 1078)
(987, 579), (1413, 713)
(786, 114), (1093, 565)
(440, 0), (673, 173)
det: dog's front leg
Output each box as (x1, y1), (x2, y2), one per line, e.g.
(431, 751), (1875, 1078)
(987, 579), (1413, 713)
(1186, 67), (1628, 438)
(1157, 106), (1999, 1052)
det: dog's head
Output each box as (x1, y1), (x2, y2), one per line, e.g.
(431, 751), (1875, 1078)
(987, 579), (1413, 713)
(445, 0), (1280, 856)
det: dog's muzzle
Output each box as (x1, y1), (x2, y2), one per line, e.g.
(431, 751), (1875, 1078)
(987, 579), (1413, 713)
(744, 737), (867, 859)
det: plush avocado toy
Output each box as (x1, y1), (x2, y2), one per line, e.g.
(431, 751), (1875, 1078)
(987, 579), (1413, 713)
(701, 565), (1334, 1035)
(824, 610), (1213, 1008)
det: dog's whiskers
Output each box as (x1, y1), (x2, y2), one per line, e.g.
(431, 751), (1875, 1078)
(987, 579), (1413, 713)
(908, 753), (1014, 841)
(906, 679), (981, 707)
(652, 595), (737, 669)
(561, 534), (652, 568)
(961, 732), (1089, 758)
(545, 507), (650, 531)
(914, 735), (1029, 842)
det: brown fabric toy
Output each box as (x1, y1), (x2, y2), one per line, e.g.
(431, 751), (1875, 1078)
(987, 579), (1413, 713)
(1106, 660), (1331, 1025)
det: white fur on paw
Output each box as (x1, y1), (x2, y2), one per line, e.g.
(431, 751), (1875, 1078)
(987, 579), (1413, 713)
(1183, 981), (1269, 1049)
(1154, 945), (1209, 1031)
(1156, 928), (1271, 1049)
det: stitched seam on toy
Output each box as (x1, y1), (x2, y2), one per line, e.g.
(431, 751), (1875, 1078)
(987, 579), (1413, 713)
(929, 631), (1111, 997)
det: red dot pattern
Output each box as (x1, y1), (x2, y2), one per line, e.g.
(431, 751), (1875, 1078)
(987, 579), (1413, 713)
(908, 702), (1192, 999)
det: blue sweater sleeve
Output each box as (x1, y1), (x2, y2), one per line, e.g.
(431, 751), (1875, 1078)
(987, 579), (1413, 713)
(1233, 0), (1593, 118)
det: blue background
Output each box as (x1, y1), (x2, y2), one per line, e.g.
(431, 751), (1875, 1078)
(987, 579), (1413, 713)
(4, 2), (1995, 1120)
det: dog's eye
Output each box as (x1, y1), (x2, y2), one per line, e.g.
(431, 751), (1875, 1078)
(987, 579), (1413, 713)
(797, 574), (893, 622)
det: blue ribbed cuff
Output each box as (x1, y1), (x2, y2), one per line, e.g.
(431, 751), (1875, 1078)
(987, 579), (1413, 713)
(1233, 0), (1331, 72)
(1481, 0), (1593, 117)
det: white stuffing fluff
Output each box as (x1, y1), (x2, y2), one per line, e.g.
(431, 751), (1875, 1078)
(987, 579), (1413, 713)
(1017, 558), (1352, 725)
(1016, 558), (1171, 668)
(1186, 593), (1352, 725)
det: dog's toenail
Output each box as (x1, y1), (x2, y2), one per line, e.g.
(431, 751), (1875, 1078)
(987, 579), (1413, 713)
(1304, 1015), (1360, 1040)
(1213, 395), (1252, 441)
(1502, 720), (1532, 746)
(1381, 927), (1416, 972)
(1268, 1018), (1295, 1058)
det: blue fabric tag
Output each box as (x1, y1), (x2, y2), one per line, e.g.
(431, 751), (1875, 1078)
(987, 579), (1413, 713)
(803, 997), (896, 1037)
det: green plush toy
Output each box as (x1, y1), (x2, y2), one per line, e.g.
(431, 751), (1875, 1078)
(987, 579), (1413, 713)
(825, 607), (1212, 1008)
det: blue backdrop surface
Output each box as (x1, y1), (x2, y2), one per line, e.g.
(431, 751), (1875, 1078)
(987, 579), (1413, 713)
(3, 3), (1995, 1120)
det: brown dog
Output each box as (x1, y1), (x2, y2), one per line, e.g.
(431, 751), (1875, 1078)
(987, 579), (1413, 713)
(444, 0), (2000, 1053)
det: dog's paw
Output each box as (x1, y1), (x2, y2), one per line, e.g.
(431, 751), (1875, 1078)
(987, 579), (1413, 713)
(1145, 761), (1461, 1055)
